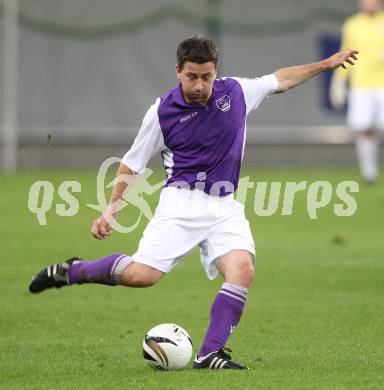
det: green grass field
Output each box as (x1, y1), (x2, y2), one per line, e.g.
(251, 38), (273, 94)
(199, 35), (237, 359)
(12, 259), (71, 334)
(1, 167), (383, 389)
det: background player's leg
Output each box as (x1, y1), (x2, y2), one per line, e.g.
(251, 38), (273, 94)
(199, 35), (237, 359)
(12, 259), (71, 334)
(198, 250), (254, 358)
(347, 91), (378, 184)
(356, 130), (378, 184)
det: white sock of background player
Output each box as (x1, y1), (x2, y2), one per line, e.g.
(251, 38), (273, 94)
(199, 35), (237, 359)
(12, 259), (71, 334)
(356, 133), (379, 182)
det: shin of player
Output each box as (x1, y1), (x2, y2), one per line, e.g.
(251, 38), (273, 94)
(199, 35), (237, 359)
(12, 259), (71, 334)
(197, 251), (254, 359)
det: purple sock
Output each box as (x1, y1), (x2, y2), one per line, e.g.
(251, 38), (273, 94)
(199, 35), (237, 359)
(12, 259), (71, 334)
(68, 253), (132, 285)
(198, 282), (248, 358)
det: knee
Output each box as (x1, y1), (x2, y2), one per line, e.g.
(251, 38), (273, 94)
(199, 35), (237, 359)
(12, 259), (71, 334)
(239, 257), (254, 287)
(221, 253), (254, 289)
(121, 262), (163, 287)
(127, 274), (158, 287)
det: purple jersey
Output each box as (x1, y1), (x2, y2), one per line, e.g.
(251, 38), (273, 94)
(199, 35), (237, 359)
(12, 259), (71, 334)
(122, 74), (278, 196)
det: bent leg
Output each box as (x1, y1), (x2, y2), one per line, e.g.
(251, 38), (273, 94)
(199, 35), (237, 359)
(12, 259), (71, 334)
(121, 262), (164, 287)
(68, 254), (164, 287)
(29, 254), (164, 293)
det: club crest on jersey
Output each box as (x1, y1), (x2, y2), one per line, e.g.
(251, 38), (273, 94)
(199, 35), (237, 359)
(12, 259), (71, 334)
(216, 95), (230, 112)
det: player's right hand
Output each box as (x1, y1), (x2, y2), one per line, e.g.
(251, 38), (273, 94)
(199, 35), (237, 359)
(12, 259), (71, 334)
(91, 215), (113, 240)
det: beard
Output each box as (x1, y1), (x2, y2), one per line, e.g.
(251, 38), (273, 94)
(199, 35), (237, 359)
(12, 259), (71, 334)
(186, 92), (209, 106)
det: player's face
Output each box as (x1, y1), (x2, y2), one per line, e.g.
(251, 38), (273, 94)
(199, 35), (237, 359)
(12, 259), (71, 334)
(176, 61), (217, 106)
(359, 0), (381, 14)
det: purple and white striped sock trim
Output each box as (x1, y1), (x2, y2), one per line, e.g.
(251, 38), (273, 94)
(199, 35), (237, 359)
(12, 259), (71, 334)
(111, 255), (132, 284)
(219, 282), (248, 303)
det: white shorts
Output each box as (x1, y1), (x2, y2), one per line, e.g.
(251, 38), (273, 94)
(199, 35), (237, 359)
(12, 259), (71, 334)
(347, 90), (384, 131)
(132, 187), (255, 280)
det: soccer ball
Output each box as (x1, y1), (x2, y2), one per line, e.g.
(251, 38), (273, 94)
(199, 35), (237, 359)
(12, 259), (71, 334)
(143, 323), (193, 370)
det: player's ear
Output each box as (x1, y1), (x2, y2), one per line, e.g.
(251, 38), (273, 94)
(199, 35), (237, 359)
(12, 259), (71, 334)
(176, 64), (182, 80)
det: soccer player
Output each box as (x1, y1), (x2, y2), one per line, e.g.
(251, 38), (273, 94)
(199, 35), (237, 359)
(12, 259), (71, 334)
(29, 37), (357, 369)
(330, 0), (384, 184)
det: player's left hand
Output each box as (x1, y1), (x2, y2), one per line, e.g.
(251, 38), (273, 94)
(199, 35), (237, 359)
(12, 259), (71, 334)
(326, 49), (359, 70)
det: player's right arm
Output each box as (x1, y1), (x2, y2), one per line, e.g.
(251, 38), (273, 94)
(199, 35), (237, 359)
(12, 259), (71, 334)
(91, 98), (164, 240)
(91, 163), (135, 240)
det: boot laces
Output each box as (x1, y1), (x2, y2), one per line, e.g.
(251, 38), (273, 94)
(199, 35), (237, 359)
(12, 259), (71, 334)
(218, 347), (232, 360)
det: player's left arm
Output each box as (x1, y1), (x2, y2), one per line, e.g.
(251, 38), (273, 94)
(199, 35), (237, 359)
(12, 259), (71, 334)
(273, 49), (359, 93)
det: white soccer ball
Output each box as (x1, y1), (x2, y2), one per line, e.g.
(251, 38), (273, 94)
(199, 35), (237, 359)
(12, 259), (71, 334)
(143, 323), (193, 370)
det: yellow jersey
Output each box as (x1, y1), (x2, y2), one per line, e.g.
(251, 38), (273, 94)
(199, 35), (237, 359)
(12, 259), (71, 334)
(334, 11), (384, 89)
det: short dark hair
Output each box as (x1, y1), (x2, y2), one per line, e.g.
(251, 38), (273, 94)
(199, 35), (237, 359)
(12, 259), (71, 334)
(177, 36), (220, 69)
